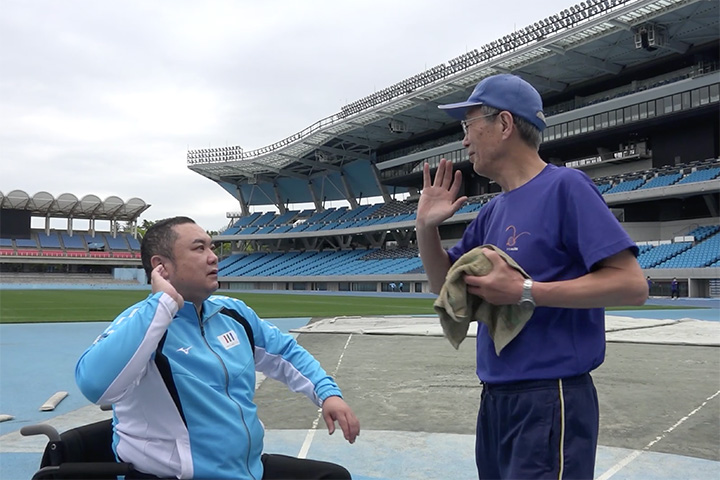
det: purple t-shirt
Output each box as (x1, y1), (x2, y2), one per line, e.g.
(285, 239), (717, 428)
(447, 164), (637, 383)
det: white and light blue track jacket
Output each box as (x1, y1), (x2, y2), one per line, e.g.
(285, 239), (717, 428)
(75, 292), (342, 480)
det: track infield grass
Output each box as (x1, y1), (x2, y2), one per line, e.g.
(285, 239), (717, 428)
(0, 289), (703, 324)
(0, 289), (438, 323)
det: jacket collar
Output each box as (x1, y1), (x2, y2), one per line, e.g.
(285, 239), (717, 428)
(177, 296), (223, 323)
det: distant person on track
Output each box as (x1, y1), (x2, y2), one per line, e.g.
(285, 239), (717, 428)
(671, 277), (679, 299)
(416, 74), (648, 479)
(76, 216), (359, 480)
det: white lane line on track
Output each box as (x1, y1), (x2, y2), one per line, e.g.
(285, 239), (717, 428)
(596, 389), (720, 480)
(297, 334), (353, 459)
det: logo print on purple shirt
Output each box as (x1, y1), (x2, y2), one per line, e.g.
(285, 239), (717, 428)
(505, 225), (530, 249)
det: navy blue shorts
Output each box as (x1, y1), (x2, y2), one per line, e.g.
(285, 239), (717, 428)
(476, 373), (599, 480)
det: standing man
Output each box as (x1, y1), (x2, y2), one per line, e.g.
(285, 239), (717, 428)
(416, 74), (648, 479)
(76, 217), (359, 480)
(671, 277), (679, 299)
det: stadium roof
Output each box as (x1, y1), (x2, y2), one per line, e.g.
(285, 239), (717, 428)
(0, 189), (150, 222)
(188, 0), (719, 206)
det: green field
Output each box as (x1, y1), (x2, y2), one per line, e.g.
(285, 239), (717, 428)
(0, 289), (699, 324)
(0, 289), (438, 323)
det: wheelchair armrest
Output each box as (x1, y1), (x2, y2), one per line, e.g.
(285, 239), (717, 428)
(32, 462), (133, 480)
(21, 424), (61, 442)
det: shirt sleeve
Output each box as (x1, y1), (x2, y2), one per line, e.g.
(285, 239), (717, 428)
(561, 172), (638, 271)
(226, 298), (342, 407)
(75, 292), (178, 404)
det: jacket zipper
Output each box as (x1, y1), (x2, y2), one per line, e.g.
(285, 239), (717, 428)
(198, 312), (257, 480)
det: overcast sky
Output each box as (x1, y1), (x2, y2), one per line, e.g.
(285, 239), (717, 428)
(2, 0), (575, 232)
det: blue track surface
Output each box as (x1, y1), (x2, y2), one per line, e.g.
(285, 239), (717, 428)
(1, 305), (718, 479)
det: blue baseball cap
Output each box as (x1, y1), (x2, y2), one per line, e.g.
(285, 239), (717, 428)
(438, 74), (546, 132)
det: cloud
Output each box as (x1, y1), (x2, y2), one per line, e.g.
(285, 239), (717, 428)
(1, 0), (574, 232)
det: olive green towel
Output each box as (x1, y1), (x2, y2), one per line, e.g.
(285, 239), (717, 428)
(433, 245), (533, 355)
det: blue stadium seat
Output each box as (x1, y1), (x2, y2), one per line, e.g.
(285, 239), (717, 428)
(595, 183), (613, 194)
(84, 234), (105, 251)
(125, 234), (141, 251)
(15, 238), (38, 248)
(639, 172), (682, 190)
(655, 234), (720, 268)
(216, 248), (426, 278)
(104, 234), (130, 250)
(676, 167), (720, 185)
(604, 178), (645, 194)
(269, 210), (299, 226)
(37, 231), (62, 248)
(686, 225), (720, 242)
(637, 242), (692, 269)
(252, 212), (277, 227)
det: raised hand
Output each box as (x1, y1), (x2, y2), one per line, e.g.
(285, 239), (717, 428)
(151, 264), (184, 306)
(416, 158), (467, 229)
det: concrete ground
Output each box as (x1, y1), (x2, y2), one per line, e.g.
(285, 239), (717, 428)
(1, 305), (719, 479)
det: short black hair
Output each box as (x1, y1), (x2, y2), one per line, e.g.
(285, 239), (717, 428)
(140, 216), (196, 281)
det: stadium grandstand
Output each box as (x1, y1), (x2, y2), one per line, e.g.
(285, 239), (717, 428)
(4, 1), (716, 298)
(188, 0), (720, 298)
(0, 190), (149, 284)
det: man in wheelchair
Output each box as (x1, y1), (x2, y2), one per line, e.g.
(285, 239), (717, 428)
(74, 216), (360, 479)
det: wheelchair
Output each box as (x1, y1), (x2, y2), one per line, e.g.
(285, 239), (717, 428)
(21, 412), (350, 479)
(21, 418), (134, 480)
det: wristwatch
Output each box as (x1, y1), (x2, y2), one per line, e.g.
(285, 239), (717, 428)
(518, 279), (535, 312)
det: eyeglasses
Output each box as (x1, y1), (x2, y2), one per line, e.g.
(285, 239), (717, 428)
(461, 113), (497, 135)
